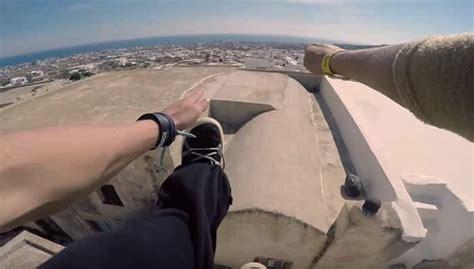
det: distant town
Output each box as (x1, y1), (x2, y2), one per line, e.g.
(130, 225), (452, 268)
(0, 42), (313, 89)
(0, 41), (378, 90)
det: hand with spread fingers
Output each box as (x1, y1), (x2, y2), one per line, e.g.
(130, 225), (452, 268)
(162, 89), (209, 130)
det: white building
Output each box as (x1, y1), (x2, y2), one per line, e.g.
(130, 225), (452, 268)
(10, 76), (28, 86)
(284, 56), (298, 66)
(30, 70), (45, 77)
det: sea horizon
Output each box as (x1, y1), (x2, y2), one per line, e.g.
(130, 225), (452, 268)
(0, 34), (348, 68)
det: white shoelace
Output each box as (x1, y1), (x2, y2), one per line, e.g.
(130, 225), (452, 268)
(189, 147), (224, 167)
(158, 130), (196, 166)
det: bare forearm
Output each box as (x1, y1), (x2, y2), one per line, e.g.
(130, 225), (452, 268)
(0, 89), (208, 232)
(330, 44), (405, 106)
(0, 121), (157, 231)
(305, 35), (474, 140)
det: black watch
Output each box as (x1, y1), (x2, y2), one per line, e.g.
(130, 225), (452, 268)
(137, 112), (177, 149)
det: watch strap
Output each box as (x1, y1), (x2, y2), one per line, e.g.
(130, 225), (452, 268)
(321, 50), (349, 80)
(137, 112), (177, 149)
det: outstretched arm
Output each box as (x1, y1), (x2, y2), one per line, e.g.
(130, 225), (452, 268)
(0, 90), (209, 232)
(304, 43), (404, 106)
(304, 33), (474, 141)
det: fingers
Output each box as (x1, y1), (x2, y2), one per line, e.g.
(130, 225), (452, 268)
(182, 88), (208, 113)
(303, 50), (320, 74)
(197, 98), (210, 112)
(184, 89), (205, 103)
(193, 90), (205, 103)
(304, 43), (343, 75)
(305, 43), (341, 52)
(327, 44), (342, 50)
(305, 43), (325, 51)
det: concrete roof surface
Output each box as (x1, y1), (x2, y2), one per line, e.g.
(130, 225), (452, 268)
(0, 67), (346, 234)
(326, 78), (473, 209)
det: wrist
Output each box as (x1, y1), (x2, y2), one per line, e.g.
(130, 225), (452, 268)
(330, 50), (357, 79)
(136, 120), (160, 150)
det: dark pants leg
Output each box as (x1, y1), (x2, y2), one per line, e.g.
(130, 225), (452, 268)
(40, 163), (232, 269)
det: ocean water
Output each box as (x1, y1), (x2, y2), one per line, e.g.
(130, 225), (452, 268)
(0, 34), (338, 68)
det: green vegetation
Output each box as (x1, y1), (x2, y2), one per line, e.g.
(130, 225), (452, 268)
(69, 72), (81, 81)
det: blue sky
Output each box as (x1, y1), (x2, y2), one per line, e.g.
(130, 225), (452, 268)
(0, 0), (473, 58)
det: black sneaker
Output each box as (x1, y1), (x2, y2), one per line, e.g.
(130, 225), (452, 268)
(182, 117), (225, 169)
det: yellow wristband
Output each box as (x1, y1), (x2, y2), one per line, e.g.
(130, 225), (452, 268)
(321, 50), (344, 76)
